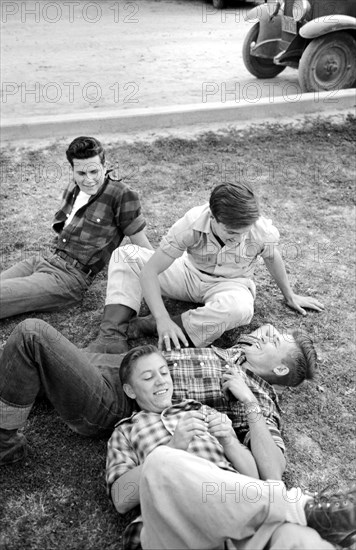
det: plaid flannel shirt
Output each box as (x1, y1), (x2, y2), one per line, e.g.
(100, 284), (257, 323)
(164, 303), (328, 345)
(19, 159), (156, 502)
(106, 399), (237, 492)
(107, 347), (284, 549)
(166, 346), (284, 452)
(52, 171), (146, 273)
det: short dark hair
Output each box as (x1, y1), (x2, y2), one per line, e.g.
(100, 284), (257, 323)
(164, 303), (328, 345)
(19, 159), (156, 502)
(209, 183), (260, 229)
(66, 136), (105, 167)
(119, 344), (160, 386)
(280, 330), (317, 387)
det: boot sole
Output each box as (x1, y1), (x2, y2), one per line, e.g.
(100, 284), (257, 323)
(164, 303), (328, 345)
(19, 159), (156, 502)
(339, 531), (356, 548)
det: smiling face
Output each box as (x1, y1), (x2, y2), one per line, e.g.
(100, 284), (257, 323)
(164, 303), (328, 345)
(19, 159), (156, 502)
(123, 352), (174, 413)
(211, 217), (252, 245)
(239, 326), (298, 381)
(72, 154), (106, 195)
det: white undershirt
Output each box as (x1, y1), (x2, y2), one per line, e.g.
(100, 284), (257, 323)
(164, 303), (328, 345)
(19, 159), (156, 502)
(64, 190), (91, 227)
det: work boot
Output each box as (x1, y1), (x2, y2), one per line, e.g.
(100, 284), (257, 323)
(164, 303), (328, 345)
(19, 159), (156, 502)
(86, 304), (135, 354)
(305, 485), (356, 547)
(0, 428), (27, 467)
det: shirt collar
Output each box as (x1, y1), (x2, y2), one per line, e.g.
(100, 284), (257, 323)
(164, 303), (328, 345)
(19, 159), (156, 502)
(191, 203), (212, 233)
(114, 399), (202, 427)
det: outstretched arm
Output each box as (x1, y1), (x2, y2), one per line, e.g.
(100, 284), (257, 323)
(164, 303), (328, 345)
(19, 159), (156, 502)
(263, 247), (324, 315)
(222, 370), (286, 480)
(139, 249), (188, 350)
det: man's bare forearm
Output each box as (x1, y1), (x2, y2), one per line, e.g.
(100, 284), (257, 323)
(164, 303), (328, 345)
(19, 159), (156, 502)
(245, 402), (286, 480)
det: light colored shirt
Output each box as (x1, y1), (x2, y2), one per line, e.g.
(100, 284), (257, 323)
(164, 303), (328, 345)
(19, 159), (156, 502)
(64, 190), (91, 227)
(160, 203), (280, 279)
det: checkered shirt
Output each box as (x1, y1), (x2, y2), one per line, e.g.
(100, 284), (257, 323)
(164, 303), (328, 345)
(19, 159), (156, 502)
(108, 347), (284, 550)
(166, 346), (284, 453)
(52, 171), (146, 273)
(106, 399), (237, 493)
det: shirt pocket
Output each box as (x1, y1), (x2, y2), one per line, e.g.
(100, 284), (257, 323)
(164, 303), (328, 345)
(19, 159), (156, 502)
(80, 209), (114, 247)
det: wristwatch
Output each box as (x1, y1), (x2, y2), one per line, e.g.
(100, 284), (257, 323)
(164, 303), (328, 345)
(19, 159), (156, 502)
(244, 402), (262, 420)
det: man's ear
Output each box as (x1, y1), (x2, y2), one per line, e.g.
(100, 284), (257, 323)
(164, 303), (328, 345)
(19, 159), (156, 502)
(273, 365), (290, 377)
(123, 383), (136, 400)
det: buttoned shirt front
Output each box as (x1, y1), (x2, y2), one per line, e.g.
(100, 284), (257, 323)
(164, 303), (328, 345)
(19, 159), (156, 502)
(52, 171), (146, 273)
(98, 345), (284, 454)
(106, 399), (238, 492)
(164, 346), (284, 452)
(160, 203), (280, 279)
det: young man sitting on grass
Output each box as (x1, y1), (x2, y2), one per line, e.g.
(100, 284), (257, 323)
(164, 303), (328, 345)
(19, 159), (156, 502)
(1, 321), (311, 467)
(106, 344), (356, 550)
(0, 136), (152, 320)
(89, 182), (324, 354)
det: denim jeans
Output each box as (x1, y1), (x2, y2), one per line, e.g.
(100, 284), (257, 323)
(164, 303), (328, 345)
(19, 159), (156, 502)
(0, 320), (133, 437)
(0, 254), (90, 319)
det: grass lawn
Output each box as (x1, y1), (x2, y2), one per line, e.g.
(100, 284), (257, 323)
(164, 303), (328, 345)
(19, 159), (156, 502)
(0, 116), (355, 549)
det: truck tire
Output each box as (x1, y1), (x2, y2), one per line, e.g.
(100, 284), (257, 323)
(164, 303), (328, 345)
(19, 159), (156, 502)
(299, 31), (356, 92)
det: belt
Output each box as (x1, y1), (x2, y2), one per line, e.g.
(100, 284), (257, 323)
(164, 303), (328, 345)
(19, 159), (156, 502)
(55, 250), (96, 278)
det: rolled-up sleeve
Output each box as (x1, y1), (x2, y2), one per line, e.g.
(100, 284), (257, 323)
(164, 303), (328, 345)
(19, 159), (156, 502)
(253, 218), (280, 260)
(160, 214), (198, 260)
(116, 187), (146, 237)
(243, 421), (285, 454)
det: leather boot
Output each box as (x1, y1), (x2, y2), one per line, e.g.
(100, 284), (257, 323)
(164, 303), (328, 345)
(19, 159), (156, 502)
(86, 304), (135, 354)
(0, 428), (27, 467)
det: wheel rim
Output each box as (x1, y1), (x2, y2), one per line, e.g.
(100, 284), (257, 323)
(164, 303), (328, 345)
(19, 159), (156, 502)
(312, 43), (353, 88)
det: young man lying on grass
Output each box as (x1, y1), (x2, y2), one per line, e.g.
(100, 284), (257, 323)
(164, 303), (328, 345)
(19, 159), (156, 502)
(107, 344), (356, 550)
(0, 321), (312, 467)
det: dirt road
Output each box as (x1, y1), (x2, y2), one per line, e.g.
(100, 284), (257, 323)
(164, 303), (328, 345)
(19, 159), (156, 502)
(1, 0), (299, 121)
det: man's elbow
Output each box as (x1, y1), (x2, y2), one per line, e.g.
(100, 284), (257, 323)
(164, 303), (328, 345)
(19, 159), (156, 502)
(114, 500), (131, 515)
(110, 482), (135, 515)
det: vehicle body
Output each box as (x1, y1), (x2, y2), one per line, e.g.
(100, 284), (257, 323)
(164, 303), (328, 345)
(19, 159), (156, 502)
(242, 0), (356, 92)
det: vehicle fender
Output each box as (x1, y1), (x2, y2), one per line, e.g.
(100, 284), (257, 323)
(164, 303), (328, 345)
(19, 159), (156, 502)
(300, 15), (356, 39)
(246, 3), (282, 44)
(245, 2), (280, 23)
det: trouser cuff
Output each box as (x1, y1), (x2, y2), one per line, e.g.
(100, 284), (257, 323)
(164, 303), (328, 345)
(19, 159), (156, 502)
(0, 397), (33, 429)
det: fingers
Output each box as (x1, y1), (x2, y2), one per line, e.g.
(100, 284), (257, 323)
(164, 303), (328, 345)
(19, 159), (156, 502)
(159, 325), (189, 351)
(305, 299), (325, 312)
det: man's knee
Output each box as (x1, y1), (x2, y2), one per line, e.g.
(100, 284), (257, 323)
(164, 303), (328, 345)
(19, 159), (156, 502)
(8, 319), (60, 347)
(142, 446), (186, 490)
(226, 294), (254, 326)
(143, 446), (177, 477)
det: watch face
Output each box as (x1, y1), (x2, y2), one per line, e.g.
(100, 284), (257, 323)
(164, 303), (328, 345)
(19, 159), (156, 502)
(245, 404), (262, 420)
